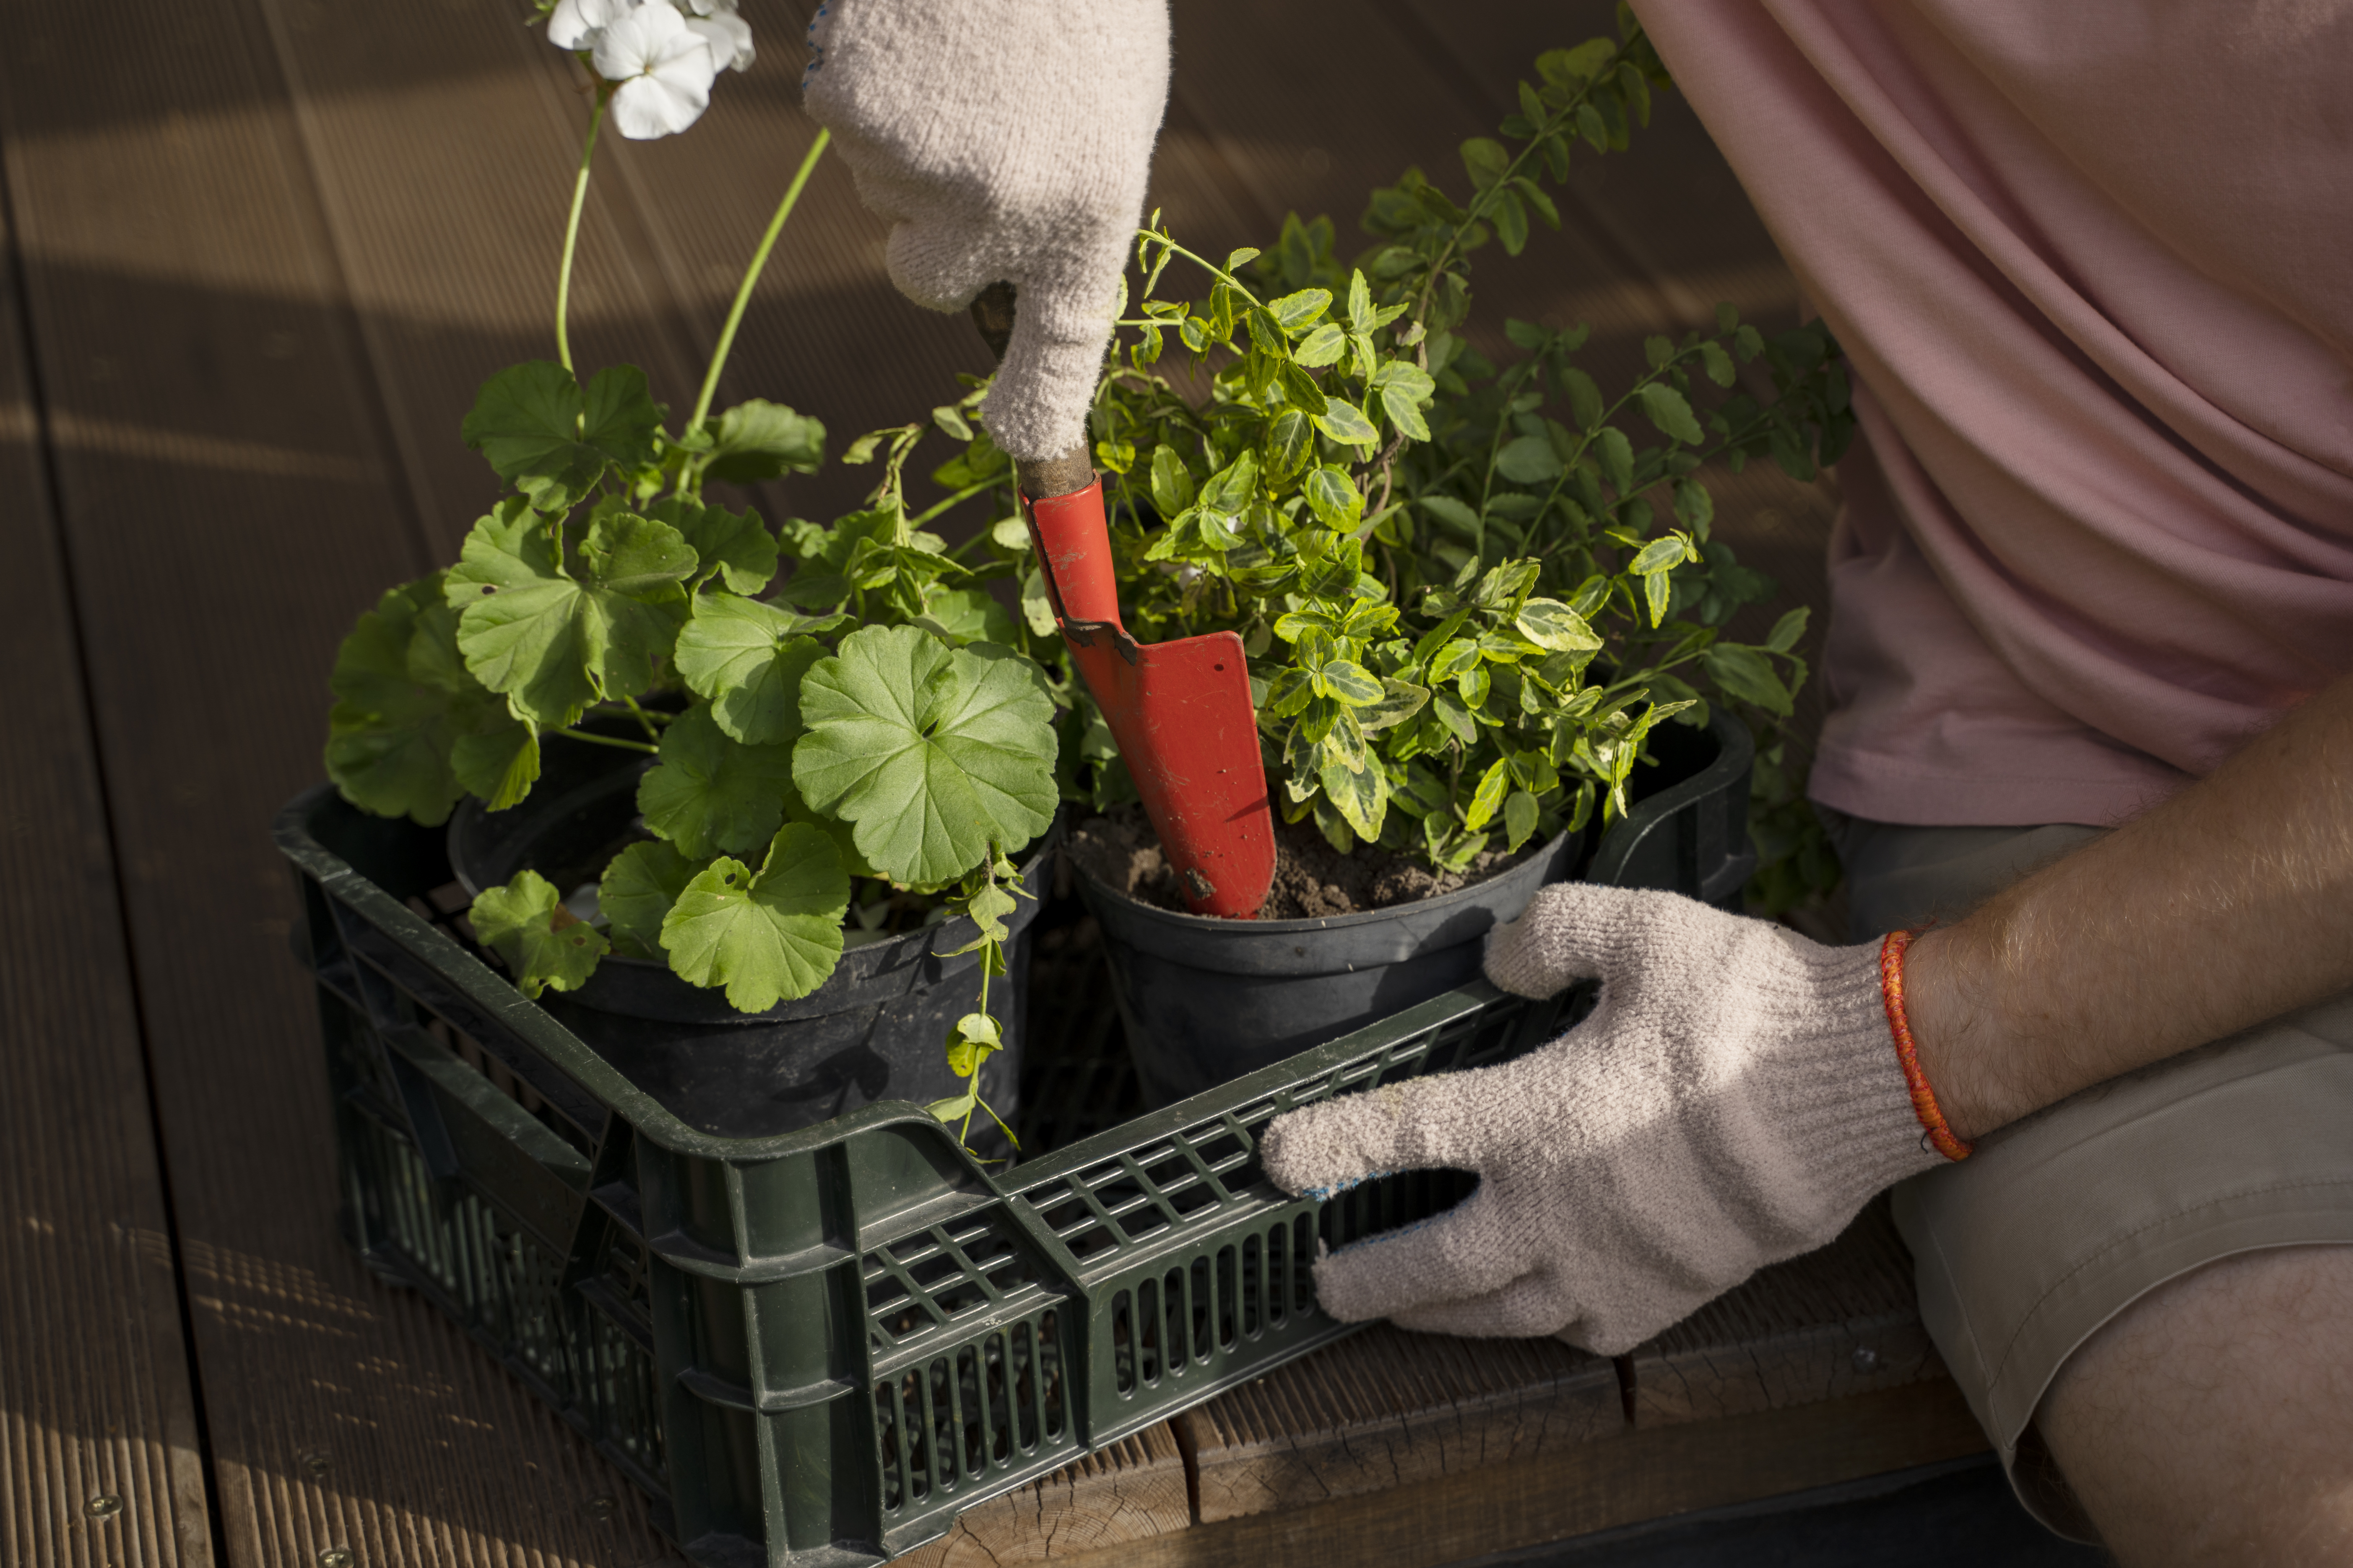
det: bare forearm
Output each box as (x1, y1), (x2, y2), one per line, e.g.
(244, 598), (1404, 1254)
(1906, 671), (2353, 1140)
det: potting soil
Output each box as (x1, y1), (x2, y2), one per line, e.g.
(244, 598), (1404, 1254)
(1069, 803), (1535, 920)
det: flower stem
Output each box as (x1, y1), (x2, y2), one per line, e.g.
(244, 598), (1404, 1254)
(556, 92), (608, 374)
(554, 726), (658, 755)
(686, 127), (832, 437)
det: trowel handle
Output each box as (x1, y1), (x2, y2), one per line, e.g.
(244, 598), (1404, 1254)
(970, 281), (1095, 500)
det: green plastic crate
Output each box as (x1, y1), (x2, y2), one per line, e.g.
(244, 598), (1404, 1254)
(277, 789), (1577, 1567)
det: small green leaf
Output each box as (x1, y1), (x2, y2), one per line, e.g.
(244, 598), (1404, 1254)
(1766, 606), (1811, 654)
(637, 704), (797, 859)
(1645, 570), (1672, 628)
(793, 626), (1058, 885)
(1699, 341), (1737, 389)
(1496, 434), (1564, 485)
(1313, 399), (1379, 447)
(1703, 644), (1795, 716)
(931, 403), (973, 441)
(1492, 188), (1529, 255)
(1464, 759), (1511, 831)
(1628, 535), (1691, 576)
(1318, 754), (1388, 841)
(600, 839), (700, 958)
(1431, 686), (1478, 745)
(1269, 288), (1332, 331)
(449, 502), (695, 728)
(1357, 678), (1429, 733)
(1504, 789), (1539, 852)
(1563, 368), (1604, 432)
(1293, 323), (1347, 367)
(1225, 246), (1261, 272)
(1149, 444), (1197, 515)
(659, 824), (850, 1012)
(918, 585), (1020, 649)
(1303, 466), (1363, 529)
(461, 362), (660, 511)
(649, 496), (779, 595)
(1315, 659), (1385, 706)
(1638, 382), (1705, 445)
(1419, 495), (1482, 542)
(674, 594), (829, 745)
(1380, 384), (1432, 441)
(1277, 359), (1330, 417)
(704, 399), (825, 484)
(470, 870), (608, 999)
(1514, 598), (1603, 653)
(1595, 426), (1635, 495)
(1459, 137), (1511, 190)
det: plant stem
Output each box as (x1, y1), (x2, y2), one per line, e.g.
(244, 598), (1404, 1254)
(556, 93), (608, 374)
(686, 128), (831, 437)
(554, 726), (658, 754)
(911, 478), (999, 530)
(621, 694), (662, 740)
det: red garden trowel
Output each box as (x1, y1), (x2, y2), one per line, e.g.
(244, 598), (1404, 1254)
(973, 284), (1275, 918)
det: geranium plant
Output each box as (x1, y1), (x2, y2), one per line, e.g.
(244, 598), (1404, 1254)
(320, 0), (1059, 1146)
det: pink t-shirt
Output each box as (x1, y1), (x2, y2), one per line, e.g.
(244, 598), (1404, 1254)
(1632, 1), (2353, 826)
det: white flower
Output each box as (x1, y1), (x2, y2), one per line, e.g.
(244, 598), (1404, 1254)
(594, 4), (718, 139)
(684, 9), (753, 72)
(546, 0), (635, 51)
(677, 0), (738, 13)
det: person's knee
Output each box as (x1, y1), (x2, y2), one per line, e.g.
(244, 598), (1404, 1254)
(2039, 1245), (2353, 1566)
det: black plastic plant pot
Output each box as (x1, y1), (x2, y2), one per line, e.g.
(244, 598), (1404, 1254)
(446, 736), (1056, 1144)
(1076, 710), (1756, 1107)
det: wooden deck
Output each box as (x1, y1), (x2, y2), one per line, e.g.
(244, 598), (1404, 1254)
(0, 2), (1980, 1565)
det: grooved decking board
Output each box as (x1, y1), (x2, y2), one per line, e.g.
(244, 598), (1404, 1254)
(1626, 1197), (1955, 1430)
(1004, 1380), (1987, 1568)
(0, 3), (676, 1564)
(897, 1424), (1193, 1568)
(1179, 1324), (1623, 1525)
(0, 142), (213, 1568)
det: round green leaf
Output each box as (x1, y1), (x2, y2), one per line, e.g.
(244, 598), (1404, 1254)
(793, 625), (1058, 886)
(448, 502), (695, 727)
(649, 496), (779, 595)
(326, 574), (539, 824)
(659, 824), (849, 1012)
(674, 594), (829, 745)
(637, 704), (797, 859)
(460, 362), (660, 511)
(470, 870), (609, 999)
(599, 839), (702, 958)
(704, 399), (824, 485)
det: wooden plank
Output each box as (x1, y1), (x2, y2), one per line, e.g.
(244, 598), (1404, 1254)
(899, 1424), (1194, 1567)
(0, 148), (213, 1568)
(1181, 1325), (1622, 1525)
(0, 4), (677, 1565)
(1626, 1198), (1947, 1428)
(1004, 1380), (1985, 1568)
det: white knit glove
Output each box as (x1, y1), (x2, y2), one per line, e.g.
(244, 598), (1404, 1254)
(802, 0), (1170, 462)
(1258, 885), (1941, 1355)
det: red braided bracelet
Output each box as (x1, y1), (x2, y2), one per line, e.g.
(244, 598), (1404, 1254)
(1879, 929), (1974, 1162)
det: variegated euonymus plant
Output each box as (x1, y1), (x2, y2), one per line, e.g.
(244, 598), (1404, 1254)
(1062, 15), (1850, 903)
(321, 2), (1057, 1148)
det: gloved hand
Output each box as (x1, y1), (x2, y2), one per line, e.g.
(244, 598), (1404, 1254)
(802, 0), (1170, 463)
(1257, 884), (1943, 1355)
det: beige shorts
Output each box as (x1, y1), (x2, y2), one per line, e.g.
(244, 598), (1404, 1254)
(1826, 815), (2353, 1538)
